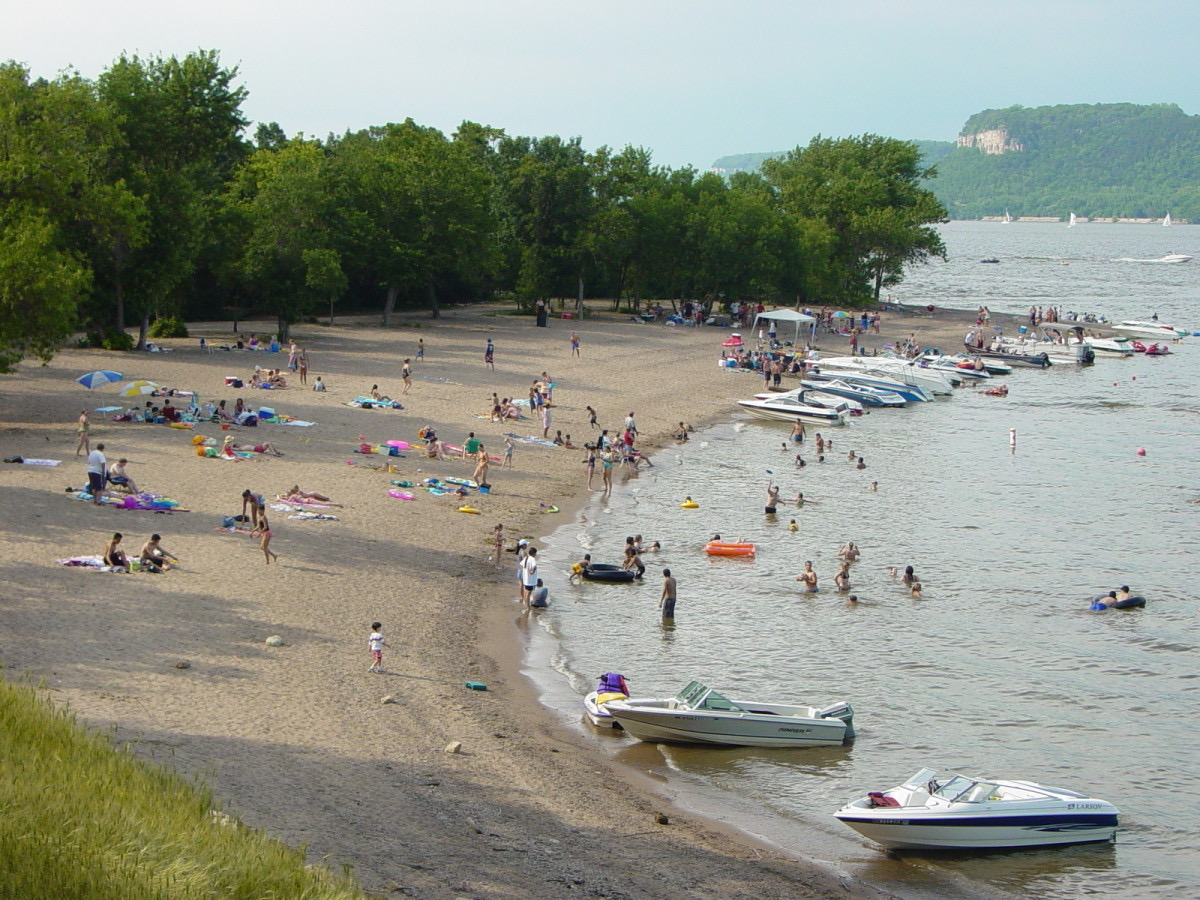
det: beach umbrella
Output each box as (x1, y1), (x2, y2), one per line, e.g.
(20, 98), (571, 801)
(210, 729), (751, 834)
(117, 380), (162, 397)
(832, 311), (850, 318)
(76, 370), (123, 389)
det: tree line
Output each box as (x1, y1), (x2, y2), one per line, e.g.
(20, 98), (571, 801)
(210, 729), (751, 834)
(0, 51), (946, 372)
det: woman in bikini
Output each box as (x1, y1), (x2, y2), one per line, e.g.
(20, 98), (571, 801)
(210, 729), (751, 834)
(254, 512), (278, 564)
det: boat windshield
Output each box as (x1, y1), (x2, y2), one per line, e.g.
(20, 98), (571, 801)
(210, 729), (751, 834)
(676, 681), (744, 712)
(928, 775), (999, 803)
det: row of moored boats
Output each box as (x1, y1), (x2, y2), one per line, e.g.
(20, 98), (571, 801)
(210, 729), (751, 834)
(736, 319), (1185, 426)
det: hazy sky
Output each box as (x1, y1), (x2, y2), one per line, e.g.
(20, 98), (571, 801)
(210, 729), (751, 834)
(8, 0), (1198, 169)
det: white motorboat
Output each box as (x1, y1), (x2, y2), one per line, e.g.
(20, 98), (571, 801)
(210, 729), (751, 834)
(605, 680), (855, 748)
(835, 767), (1119, 851)
(1157, 252), (1190, 262)
(755, 388), (864, 417)
(584, 672), (630, 728)
(819, 357), (956, 396)
(1110, 320), (1187, 340)
(737, 394), (848, 426)
(942, 353), (1013, 375)
(919, 356), (993, 379)
(807, 368), (934, 403)
(990, 334), (1095, 365)
(799, 378), (907, 408)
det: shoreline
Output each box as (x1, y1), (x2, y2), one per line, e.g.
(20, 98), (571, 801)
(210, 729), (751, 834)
(0, 304), (1006, 899)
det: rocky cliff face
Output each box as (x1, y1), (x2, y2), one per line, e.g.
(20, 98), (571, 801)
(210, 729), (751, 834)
(956, 129), (1024, 155)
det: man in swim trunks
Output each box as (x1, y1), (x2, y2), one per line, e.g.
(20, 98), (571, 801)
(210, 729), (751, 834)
(796, 561), (818, 592)
(659, 569), (676, 618)
(242, 489), (266, 530)
(765, 481), (781, 515)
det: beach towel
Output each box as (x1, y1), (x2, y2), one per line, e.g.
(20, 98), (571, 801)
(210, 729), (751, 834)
(57, 555), (106, 568)
(287, 511), (339, 521)
(504, 433), (558, 448)
(213, 525), (256, 535)
(21, 458), (63, 466)
(346, 397), (404, 410)
(273, 496), (332, 508)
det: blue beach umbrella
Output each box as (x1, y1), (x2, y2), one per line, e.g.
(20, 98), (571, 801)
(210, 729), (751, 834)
(76, 370), (123, 389)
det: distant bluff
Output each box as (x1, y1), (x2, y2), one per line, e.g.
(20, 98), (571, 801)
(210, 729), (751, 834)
(711, 103), (1200, 222)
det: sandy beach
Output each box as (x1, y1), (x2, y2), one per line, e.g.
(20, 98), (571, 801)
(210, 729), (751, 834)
(0, 303), (1016, 898)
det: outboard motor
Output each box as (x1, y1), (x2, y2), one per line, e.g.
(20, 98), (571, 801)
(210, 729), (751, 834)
(818, 701), (856, 739)
(1075, 344), (1095, 365)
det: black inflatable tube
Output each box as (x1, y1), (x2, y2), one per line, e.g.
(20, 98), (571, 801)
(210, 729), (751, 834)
(1092, 594), (1146, 610)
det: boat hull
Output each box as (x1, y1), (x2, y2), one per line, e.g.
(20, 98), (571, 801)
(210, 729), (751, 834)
(736, 400), (847, 426)
(834, 811), (1119, 850)
(606, 706), (849, 747)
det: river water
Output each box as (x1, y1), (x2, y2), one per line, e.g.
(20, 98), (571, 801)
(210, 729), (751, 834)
(524, 222), (1199, 899)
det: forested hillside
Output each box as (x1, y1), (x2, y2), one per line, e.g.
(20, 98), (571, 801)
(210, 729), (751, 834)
(933, 103), (1200, 220)
(712, 103), (1200, 221)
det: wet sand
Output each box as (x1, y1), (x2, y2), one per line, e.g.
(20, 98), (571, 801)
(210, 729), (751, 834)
(0, 303), (1013, 898)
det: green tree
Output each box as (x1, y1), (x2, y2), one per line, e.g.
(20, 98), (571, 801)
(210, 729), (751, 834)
(0, 62), (129, 369)
(329, 120), (494, 323)
(224, 139), (334, 339)
(764, 134), (947, 303)
(94, 50), (249, 345)
(494, 135), (592, 310)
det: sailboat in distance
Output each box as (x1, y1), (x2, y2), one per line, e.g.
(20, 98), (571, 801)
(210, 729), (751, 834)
(1003, 208), (1013, 224)
(1068, 212), (1077, 228)
(1164, 212), (1173, 227)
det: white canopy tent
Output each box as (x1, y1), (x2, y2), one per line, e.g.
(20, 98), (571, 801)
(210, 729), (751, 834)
(751, 308), (817, 346)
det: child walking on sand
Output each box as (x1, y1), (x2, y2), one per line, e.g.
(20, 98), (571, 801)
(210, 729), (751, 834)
(368, 622), (390, 673)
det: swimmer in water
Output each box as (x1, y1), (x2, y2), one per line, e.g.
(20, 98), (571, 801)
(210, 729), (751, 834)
(788, 519), (798, 532)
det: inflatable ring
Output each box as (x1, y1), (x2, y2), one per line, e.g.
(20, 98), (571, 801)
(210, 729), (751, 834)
(1092, 593), (1146, 610)
(388, 490), (414, 500)
(458, 506), (481, 514)
(680, 500), (700, 509)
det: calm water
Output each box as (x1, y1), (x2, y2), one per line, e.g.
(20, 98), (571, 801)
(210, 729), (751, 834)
(526, 222), (1199, 899)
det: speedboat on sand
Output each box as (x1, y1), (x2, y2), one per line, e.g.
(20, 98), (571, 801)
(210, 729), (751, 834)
(754, 388), (864, 416)
(736, 394), (848, 426)
(799, 378), (907, 407)
(605, 680), (855, 748)
(835, 767), (1119, 851)
(584, 672), (630, 728)
(818, 357), (957, 395)
(1111, 320), (1187, 340)
(807, 369), (934, 403)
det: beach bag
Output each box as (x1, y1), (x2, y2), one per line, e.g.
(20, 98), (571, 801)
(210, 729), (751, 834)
(222, 516), (236, 527)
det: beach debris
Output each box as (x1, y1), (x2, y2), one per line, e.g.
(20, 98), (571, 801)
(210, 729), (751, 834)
(444, 741), (463, 754)
(381, 695), (397, 705)
(654, 812), (670, 825)
(265, 635), (285, 646)
(464, 681), (488, 691)
(174, 661), (191, 670)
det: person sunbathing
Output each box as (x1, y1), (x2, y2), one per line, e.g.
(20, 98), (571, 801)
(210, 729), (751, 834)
(425, 437), (447, 460)
(282, 485), (342, 506)
(267, 369), (287, 387)
(223, 436), (283, 457)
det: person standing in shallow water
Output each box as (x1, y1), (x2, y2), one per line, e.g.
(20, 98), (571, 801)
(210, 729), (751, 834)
(659, 569), (677, 618)
(765, 481), (781, 515)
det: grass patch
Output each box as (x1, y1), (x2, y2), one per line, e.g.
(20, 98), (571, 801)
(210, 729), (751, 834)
(0, 678), (364, 900)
